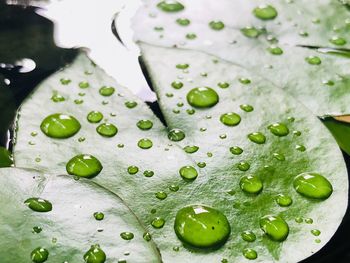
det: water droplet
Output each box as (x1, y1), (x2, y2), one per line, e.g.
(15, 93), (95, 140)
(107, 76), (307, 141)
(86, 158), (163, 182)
(220, 112), (241, 126)
(329, 36), (347, 46)
(143, 170), (154, 177)
(218, 82), (229, 89)
(241, 26), (261, 38)
(60, 78), (71, 85)
(305, 56), (322, 65)
(79, 81), (89, 89)
(273, 152), (285, 161)
(323, 80), (335, 86)
(171, 81), (184, 89)
(32, 226), (42, 234)
(179, 166), (198, 181)
(176, 18), (190, 26)
(187, 87), (219, 108)
(299, 30), (309, 37)
(186, 109), (195, 115)
(127, 166), (139, 175)
(168, 129), (186, 141)
(99, 86), (115, 96)
(94, 212), (104, 221)
(237, 162), (250, 171)
(51, 93), (65, 102)
(243, 248), (258, 260)
(240, 175), (263, 194)
(120, 232), (134, 240)
(241, 230), (256, 242)
(155, 191), (167, 200)
(24, 198), (52, 212)
(169, 184), (180, 192)
(117, 143), (124, 148)
(84, 245), (106, 263)
(295, 144), (306, 152)
(305, 218), (313, 224)
(40, 113), (81, 138)
(253, 5), (278, 20)
(268, 45), (283, 55)
(151, 217), (165, 228)
(157, 0), (184, 12)
(311, 229), (321, 236)
(275, 194), (293, 207)
(268, 123), (289, 136)
(248, 132), (266, 144)
(87, 111), (103, 123)
(315, 238), (321, 243)
(176, 63), (189, 69)
(239, 78), (251, 84)
(136, 119), (153, 130)
(240, 104), (254, 112)
(31, 247), (49, 263)
(96, 123), (118, 137)
(174, 205), (230, 248)
(259, 215), (289, 241)
(143, 232), (152, 241)
(230, 146), (243, 155)
(197, 162), (206, 168)
(295, 217), (303, 223)
(293, 172), (333, 199)
(125, 101), (137, 108)
(66, 154), (103, 178)
(183, 145), (199, 153)
(209, 20), (225, 30)
(293, 130), (301, 136)
(137, 138), (153, 149)
(74, 99), (84, 105)
(186, 33), (197, 40)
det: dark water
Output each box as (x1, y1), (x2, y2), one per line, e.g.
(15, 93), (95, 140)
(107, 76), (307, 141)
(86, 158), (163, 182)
(0, 2), (349, 263)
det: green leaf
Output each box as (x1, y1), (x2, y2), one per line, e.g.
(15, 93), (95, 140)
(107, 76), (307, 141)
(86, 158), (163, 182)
(12, 48), (348, 262)
(0, 167), (161, 262)
(0, 146), (13, 167)
(132, 0), (350, 117)
(323, 117), (350, 156)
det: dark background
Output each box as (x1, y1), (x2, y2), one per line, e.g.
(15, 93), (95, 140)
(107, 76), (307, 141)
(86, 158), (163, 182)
(0, 2), (349, 263)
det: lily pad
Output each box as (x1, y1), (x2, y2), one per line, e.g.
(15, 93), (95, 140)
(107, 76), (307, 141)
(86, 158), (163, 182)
(0, 167), (161, 262)
(12, 48), (348, 262)
(131, 0), (350, 117)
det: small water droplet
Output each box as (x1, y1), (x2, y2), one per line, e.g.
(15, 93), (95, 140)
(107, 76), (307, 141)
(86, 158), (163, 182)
(241, 27), (261, 38)
(243, 248), (258, 260)
(143, 232), (152, 241)
(209, 20), (225, 30)
(66, 154), (103, 178)
(183, 145), (199, 153)
(137, 138), (153, 149)
(293, 172), (333, 199)
(176, 63), (189, 69)
(220, 112), (241, 126)
(311, 229), (321, 236)
(143, 170), (154, 177)
(31, 247), (49, 263)
(125, 101), (137, 108)
(96, 123), (118, 137)
(83, 244), (106, 263)
(127, 166), (139, 175)
(32, 226), (42, 234)
(305, 56), (322, 65)
(40, 113), (81, 138)
(179, 166), (198, 181)
(275, 194), (292, 207)
(186, 33), (197, 40)
(197, 162), (206, 168)
(329, 36), (347, 46)
(25, 198), (52, 212)
(60, 78), (71, 85)
(136, 119), (153, 130)
(218, 82), (229, 89)
(168, 129), (186, 141)
(120, 232), (134, 240)
(305, 218), (314, 224)
(268, 45), (283, 55)
(87, 111), (103, 123)
(174, 205), (230, 248)
(240, 175), (263, 194)
(295, 217), (303, 223)
(248, 132), (266, 144)
(273, 152), (285, 161)
(237, 162), (250, 171)
(241, 230), (256, 242)
(259, 215), (289, 241)
(176, 18), (190, 26)
(94, 212), (105, 221)
(295, 144), (306, 152)
(151, 217), (165, 228)
(240, 104), (254, 112)
(268, 123), (289, 136)
(157, 0), (185, 12)
(51, 93), (65, 102)
(230, 146), (243, 155)
(253, 5), (278, 20)
(171, 81), (184, 89)
(155, 191), (167, 200)
(99, 86), (115, 96)
(79, 81), (89, 89)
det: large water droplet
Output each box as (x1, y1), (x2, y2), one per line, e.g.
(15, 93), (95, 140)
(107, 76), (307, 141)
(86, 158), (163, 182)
(174, 205), (231, 248)
(25, 198), (52, 213)
(187, 87), (219, 108)
(179, 166), (198, 181)
(96, 123), (118, 137)
(137, 120), (153, 130)
(84, 245), (106, 263)
(268, 123), (289, 136)
(31, 247), (49, 263)
(66, 154), (103, 178)
(157, 0), (184, 12)
(87, 111), (103, 123)
(40, 113), (81, 138)
(168, 129), (186, 141)
(248, 132), (266, 144)
(253, 5), (278, 20)
(239, 175), (263, 194)
(293, 172), (333, 199)
(137, 138), (153, 149)
(259, 215), (289, 241)
(220, 113), (241, 126)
